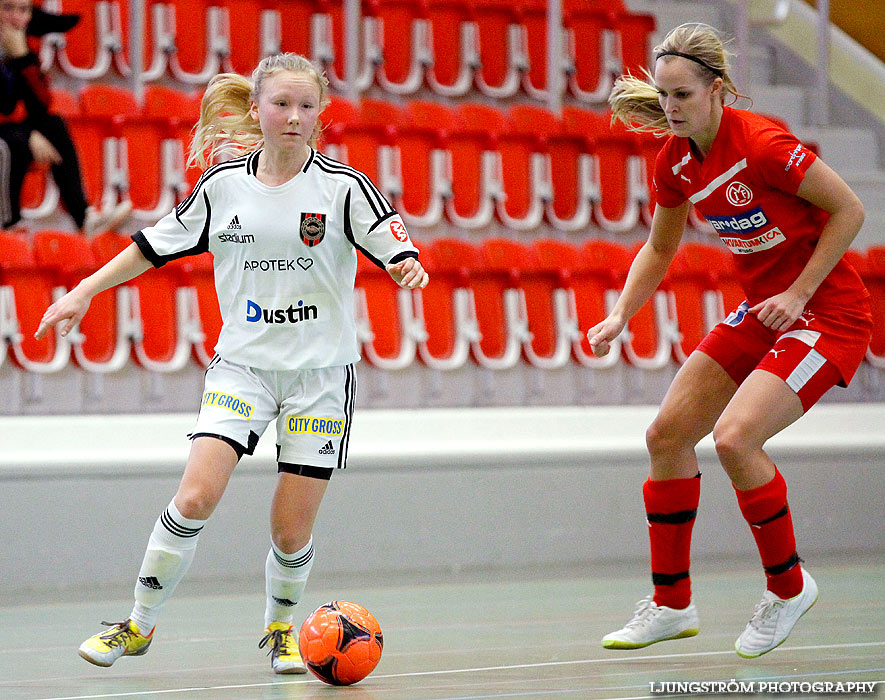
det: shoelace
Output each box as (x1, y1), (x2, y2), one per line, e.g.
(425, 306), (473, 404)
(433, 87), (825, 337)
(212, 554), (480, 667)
(747, 597), (784, 630)
(624, 597), (659, 629)
(259, 626), (295, 660)
(98, 620), (138, 648)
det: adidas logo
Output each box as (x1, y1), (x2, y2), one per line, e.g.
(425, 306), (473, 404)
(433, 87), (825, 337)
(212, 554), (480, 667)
(138, 576), (163, 590)
(227, 215), (242, 230)
(318, 440), (335, 455)
(273, 596), (297, 607)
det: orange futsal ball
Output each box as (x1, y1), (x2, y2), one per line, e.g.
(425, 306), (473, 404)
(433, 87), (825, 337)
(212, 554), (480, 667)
(298, 600), (383, 685)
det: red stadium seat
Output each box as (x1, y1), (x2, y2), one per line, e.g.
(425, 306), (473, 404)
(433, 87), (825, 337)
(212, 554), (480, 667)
(354, 252), (419, 369)
(543, 112), (597, 232)
(425, 0), (476, 96)
(143, 86), (203, 193)
(317, 96), (362, 162)
(42, 0), (126, 79)
(520, 0), (554, 99)
(81, 84), (156, 218)
(563, 1), (655, 104)
(0, 233), (71, 372)
(375, 0), (431, 94)
(315, 0), (382, 94)
(319, 97), (394, 191)
(92, 233), (199, 372)
(499, 105), (557, 230)
(177, 252), (221, 367)
(523, 239), (583, 369)
(469, 239), (531, 369)
(665, 243), (726, 364)
(571, 239), (632, 368)
(118, 0), (174, 81)
(168, 0), (234, 83)
(563, 108), (646, 233)
(32, 231), (133, 372)
(278, 0), (325, 56)
(395, 101), (454, 228)
(471, 0), (525, 98)
(358, 98), (407, 201)
(412, 238), (480, 370)
(621, 243), (679, 369)
(319, 97), (401, 203)
(445, 103), (505, 229)
(220, 0), (272, 75)
(562, 0), (615, 104)
(65, 85), (138, 214)
(615, 9), (655, 79)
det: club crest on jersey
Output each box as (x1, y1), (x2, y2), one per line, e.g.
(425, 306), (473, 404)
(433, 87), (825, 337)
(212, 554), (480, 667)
(300, 212), (326, 247)
(726, 181), (753, 206)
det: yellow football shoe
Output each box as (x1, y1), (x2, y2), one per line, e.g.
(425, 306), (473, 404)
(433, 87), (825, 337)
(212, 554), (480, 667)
(78, 619), (153, 667)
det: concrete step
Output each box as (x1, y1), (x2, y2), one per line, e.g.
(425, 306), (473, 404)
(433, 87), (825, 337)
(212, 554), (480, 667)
(747, 45), (775, 86)
(750, 85), (807, 129)
(795, 126), (881, 172)
(854, 209), (885, 250)
(623, 0), (721, 50)
(842, 171), (885, 214)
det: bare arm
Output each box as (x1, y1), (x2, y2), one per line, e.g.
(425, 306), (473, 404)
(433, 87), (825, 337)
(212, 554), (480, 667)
(35, 243), (152, 339)
(587, 200), (689, 356)
(749, 158), (865, 331)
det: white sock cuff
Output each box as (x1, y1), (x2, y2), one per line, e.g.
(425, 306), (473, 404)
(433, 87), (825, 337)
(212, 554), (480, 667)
(161, 500), (206, 539)
(271, 537), (314, 570)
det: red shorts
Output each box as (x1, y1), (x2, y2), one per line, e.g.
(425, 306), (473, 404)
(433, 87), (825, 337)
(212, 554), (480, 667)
(696, 300), (872, 411)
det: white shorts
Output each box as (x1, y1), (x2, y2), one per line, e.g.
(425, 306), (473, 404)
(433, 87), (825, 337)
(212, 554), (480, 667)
(190, 356), (357, 475)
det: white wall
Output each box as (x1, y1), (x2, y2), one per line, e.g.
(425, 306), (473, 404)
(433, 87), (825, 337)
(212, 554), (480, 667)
(1, 405), (883, 595)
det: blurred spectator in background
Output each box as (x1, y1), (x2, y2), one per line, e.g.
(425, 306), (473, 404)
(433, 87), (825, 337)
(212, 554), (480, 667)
(0, 0), (130, 233)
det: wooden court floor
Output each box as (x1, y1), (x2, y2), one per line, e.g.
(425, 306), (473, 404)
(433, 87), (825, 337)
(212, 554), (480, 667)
(2, 554), (883, 700)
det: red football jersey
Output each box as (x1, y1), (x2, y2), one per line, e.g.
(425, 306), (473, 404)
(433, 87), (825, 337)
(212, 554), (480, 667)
(654, 106), (867, 309)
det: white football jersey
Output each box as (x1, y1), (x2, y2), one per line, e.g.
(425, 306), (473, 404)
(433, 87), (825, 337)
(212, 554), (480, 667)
(133, 148), (419, 370)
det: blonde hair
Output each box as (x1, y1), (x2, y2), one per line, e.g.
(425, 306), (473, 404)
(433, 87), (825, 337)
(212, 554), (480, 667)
(188, 53), (331, 169)
(609, 23), (748, 136)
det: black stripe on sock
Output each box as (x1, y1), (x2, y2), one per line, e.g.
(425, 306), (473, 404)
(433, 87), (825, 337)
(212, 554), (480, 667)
(752, 505), (789, 528)
(652, 570), (690, 586)
(161, 509), (203, 538)
(647, 509), (698, 525)
(764, 552), (801, 576)
(274, 544), (314, 569)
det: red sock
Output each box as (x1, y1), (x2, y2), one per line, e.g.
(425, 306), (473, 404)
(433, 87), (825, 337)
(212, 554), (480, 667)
(643, 475), (700, 610)
(734, 468), (804, 599)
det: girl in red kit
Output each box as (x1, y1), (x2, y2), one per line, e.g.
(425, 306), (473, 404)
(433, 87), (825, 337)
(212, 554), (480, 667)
(588, 23), (872, 658)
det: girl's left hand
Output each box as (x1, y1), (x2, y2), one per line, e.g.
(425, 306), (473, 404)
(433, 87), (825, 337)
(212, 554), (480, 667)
(386, 257), (429, 289)
(749, 289), (809, 332)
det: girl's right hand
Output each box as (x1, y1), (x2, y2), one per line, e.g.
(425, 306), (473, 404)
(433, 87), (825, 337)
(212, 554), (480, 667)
(35, 287), (91, 340)
(586, 315), (626, 358)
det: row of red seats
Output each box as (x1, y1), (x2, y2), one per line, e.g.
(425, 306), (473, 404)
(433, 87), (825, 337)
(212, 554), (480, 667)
(22, 85), (202, 223)
(3, 231), (883, 374)
(41, 0), (653, 102)
(22, 87), (664, 233)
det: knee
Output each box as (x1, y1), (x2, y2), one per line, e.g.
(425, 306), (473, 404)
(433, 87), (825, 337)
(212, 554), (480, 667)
(173, 489), (220, 521)
(271, 527), (311, 555)
(712, 419), (753, 466)
(646, 415), (691, 458)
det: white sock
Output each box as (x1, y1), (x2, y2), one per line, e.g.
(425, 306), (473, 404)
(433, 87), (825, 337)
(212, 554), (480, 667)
(129, 500), (205, 634)
(265, 537), (314, 628)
